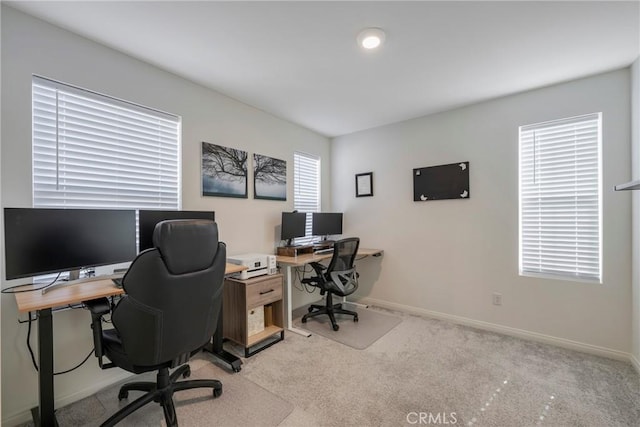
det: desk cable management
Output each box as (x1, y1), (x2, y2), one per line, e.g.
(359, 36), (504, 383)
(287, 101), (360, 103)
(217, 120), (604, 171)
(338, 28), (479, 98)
(294, 265), (318, 293)
(3, 273), (112, 375)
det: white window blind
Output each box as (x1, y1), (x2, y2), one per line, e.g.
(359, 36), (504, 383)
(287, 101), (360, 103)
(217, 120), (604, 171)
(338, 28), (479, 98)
(519, 113), (602, 282)
(32, 76), (180, 210)
(293, 152), (320, 244)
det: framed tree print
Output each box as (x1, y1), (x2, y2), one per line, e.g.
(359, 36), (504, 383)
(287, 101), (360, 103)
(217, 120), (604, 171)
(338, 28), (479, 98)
(201, 141), (248, 198)
(253, 153), (286, 201)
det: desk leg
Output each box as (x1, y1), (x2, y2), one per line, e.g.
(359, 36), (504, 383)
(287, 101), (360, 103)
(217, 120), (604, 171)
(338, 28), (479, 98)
(35, 308), (57, 427)
(203, 298), (242, 373)
(343, 256), (371, 309)
(284, 265), (311, 337)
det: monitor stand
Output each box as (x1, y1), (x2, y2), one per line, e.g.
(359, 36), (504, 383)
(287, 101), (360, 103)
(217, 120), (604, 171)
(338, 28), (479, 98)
(284, 238), (306, 247)
(41, 271), (124, 295)
(314, 238), (334, 250)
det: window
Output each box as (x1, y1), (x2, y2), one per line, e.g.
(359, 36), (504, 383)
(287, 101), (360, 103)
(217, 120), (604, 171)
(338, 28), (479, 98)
(293, 152), (320, 245)
(519, 113), (602, 282)
(32, 75), (180, 210)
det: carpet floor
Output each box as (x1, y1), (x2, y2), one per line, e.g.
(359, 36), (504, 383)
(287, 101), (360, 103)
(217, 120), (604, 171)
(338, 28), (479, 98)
(24, 306), (640, 427)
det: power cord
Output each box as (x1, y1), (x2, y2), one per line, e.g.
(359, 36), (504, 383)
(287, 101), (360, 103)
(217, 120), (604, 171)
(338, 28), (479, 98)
(294, 265), (318, 293)
(25, 304), (96, 375)
(1, 273), (62, 294)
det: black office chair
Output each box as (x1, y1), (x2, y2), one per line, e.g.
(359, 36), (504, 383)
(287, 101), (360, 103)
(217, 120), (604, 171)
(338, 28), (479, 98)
(86, 219), (226, 427)
(301, 237), (360, 331)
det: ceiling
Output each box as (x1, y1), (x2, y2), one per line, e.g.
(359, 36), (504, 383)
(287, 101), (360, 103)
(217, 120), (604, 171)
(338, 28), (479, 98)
(7, 1), (640, 137)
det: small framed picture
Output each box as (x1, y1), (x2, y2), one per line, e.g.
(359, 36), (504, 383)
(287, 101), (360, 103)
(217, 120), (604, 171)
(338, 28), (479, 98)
(355, 172), (373, 197)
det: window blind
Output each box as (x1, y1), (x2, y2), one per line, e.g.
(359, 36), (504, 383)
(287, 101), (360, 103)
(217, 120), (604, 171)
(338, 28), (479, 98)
(293, 152), (320, 244)
(519, 113), (602, 282)
(32, 76), (180, 210)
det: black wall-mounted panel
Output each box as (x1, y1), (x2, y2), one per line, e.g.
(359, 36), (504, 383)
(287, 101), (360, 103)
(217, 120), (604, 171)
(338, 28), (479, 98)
(413, 162), (470, 201)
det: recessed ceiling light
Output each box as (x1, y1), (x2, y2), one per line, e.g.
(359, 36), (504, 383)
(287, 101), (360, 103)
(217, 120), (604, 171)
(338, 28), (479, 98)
(357, 28), (385, 50)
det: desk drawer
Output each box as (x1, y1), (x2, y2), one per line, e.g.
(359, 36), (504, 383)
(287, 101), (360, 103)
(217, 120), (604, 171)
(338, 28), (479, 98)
(247, 276), (282, 308)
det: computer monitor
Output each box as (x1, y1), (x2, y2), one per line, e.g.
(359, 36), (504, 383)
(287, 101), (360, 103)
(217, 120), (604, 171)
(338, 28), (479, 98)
(138, 210), (215, 252)
(4, 208), (137, 280)
(312, 212), (343, 241)
(281, 212), (307, 246)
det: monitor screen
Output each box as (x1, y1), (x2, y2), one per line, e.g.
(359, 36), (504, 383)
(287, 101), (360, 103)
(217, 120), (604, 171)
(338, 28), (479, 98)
(281, 212), (307, 245)
(138, 210), (215, 251)
(4, 208), (137, 280)
(312, 212), (343, 238)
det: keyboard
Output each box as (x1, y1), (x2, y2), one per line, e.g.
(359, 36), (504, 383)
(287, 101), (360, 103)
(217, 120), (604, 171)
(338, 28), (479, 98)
(314, 248), (334, 255)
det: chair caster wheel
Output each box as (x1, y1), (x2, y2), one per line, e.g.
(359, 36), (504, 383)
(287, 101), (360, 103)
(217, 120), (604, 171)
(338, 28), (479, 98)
(118, 390), (128, 400)
(354, 316), (359, 322)
(301, 316), (308, 323)
(183, 366), (191, 378)
(307, 306), (314, 313)
(332, 324), (339, 331)
(213, 388), (223, 398)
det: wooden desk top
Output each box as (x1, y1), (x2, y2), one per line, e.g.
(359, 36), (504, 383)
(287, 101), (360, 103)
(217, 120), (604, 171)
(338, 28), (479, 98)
(275, 248), (383, 267)
(14, 262), (247, 313)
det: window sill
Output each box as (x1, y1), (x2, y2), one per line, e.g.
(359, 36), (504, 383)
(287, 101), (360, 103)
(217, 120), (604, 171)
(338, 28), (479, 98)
(519, 271), (602, 285)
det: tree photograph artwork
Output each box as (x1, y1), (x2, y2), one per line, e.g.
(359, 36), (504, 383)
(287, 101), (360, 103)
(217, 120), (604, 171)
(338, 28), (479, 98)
(253, 153), (286, 200)
(202, 141), (248, 198)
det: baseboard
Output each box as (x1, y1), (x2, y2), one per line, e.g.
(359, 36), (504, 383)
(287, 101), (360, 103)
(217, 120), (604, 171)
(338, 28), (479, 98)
(2, 370), (133, 426)
(631, 353), (640, 375)
(357, 297), (633, 362)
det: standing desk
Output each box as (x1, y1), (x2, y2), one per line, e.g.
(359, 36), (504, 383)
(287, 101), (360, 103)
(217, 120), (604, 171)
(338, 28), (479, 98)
(276, 248), (383, 337)
(13, 262), (246, 427)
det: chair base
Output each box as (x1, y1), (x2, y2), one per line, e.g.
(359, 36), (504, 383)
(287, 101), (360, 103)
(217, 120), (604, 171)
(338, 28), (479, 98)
(301, 293), (358, 331)
(101, 364), (222, 427)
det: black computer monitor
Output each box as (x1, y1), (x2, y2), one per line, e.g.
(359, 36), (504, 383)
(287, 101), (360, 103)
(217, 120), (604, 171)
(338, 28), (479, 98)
(138, 210), (215, 252)
(312, 212), (343, 240)
(281, 212), (307, 246)
(4, 208), (137, 280)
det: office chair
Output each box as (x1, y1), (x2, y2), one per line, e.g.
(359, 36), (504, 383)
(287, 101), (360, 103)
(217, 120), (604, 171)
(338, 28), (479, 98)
(301, 237), (360, 331)
(86, 219), (226, 427)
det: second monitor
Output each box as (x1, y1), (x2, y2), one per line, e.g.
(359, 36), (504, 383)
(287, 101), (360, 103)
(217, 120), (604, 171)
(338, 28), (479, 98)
(312, 212), (343, 243)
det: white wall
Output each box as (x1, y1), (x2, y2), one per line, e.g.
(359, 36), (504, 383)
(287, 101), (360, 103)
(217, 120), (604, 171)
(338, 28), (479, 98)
(0, 6), (330, 424)
(631, 57), (640, 371)
(0, 4), (4, 422)
(333, 69), (632, 356)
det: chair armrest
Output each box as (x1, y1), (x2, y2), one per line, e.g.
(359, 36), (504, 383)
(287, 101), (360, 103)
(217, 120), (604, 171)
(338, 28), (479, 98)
(308, 262), (327, 277)
(85, 297), (111, 317)
(83, 297), (114, 369)
(300, 262), (329, 293)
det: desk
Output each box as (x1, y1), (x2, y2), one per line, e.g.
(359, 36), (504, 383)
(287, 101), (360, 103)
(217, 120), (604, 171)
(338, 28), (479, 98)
(276, 248), (383, 337)
(13, 262), (245, 427)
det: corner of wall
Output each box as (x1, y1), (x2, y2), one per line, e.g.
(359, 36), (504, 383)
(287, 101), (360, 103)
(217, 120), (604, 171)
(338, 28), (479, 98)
(631, 56), (640, 364)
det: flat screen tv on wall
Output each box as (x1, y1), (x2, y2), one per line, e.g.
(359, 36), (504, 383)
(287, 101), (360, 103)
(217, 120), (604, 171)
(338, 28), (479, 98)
(413, 161), (470, 201)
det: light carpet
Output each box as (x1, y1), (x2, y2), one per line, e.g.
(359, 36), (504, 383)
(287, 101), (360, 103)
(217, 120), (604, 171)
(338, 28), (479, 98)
(21, 306), (640, 427)
(243, 306), (640, 427)
(50, 355), (293, 426)
(292, 302), (402, 349)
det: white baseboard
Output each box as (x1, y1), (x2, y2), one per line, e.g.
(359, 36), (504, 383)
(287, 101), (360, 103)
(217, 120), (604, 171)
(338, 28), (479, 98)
(358, 296), (633, 363)
(2, 370), (133, 426)
(631, 353), (640, 375)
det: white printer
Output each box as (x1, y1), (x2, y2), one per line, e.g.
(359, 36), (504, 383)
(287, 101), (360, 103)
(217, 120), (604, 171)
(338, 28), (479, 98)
(227, 253), (277, 280)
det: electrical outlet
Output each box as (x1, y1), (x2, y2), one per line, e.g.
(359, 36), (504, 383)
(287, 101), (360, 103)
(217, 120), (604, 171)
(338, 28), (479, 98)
(492, 292), (502, 306)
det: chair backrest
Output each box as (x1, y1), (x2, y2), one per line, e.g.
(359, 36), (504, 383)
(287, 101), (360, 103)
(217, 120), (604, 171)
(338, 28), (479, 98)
(326, 237), (360, 296)
(112, 219), (226, 367)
